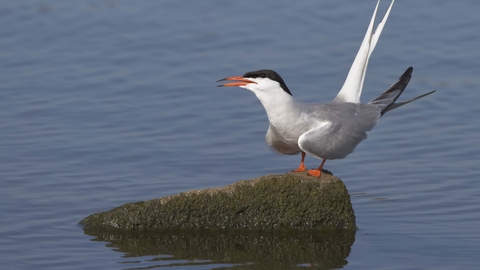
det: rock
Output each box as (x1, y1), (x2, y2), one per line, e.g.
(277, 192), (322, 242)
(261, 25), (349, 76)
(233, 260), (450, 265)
(80, 172), (356, 231)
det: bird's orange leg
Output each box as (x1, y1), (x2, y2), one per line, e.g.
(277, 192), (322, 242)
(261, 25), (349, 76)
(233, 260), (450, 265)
(292, 151), (307, 172)
(307, 158), (326, 178)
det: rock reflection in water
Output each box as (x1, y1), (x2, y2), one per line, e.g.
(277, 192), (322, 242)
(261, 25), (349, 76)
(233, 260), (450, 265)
(83, 229), (355, 269)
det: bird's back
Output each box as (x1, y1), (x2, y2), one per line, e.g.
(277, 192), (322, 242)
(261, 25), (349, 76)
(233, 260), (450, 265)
(298, 102), (381, 160)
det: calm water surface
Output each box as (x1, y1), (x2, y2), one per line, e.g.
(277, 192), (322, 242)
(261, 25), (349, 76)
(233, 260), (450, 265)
(1, 1), (479, 269)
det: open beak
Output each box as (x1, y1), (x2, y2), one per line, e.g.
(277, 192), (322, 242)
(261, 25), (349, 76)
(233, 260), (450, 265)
(216, 76), (256, 87)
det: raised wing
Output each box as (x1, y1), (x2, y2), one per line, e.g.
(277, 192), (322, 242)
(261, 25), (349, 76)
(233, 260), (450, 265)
(334, 0), (395, 103)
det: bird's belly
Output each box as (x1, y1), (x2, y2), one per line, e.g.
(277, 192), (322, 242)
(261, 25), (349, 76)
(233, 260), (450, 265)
(265, 125), (304, 155)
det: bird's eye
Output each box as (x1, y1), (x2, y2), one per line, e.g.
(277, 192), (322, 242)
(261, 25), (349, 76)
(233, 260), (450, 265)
(260, 73), (266, 78)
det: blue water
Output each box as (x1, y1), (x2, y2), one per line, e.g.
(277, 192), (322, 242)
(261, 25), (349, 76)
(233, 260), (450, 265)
(1, 0), (479, 269)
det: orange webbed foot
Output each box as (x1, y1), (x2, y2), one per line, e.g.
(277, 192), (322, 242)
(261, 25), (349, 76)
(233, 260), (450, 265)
(292, 163), (307, 172)
(292, 152), (307, 172)
(307, 159), (326, 178)
(307, 169), (322, 178)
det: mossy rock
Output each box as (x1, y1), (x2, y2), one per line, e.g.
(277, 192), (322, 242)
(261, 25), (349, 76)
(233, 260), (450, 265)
(80, 172), (356, 231)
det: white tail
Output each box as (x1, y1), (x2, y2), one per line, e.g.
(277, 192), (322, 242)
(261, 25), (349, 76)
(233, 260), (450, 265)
(334, 0), (395, 103)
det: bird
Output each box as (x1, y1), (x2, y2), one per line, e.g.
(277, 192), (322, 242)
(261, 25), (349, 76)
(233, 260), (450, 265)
(216, 0), (435, 177)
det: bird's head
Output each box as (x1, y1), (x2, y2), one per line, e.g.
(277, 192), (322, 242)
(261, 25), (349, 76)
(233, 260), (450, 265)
(217, 69), (292, 97)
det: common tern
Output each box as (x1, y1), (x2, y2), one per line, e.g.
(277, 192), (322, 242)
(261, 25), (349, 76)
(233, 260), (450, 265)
(217, 0), (435, 177)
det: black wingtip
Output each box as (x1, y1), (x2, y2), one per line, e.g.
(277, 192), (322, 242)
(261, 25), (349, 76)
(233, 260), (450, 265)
(402, 66), (413, 77)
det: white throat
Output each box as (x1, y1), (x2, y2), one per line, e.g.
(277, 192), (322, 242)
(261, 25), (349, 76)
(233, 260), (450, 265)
(242, 82), (301, 128)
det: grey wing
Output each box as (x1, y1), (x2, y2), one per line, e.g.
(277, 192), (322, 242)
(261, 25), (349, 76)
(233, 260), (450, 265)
(298, 103), (381, 160)
(265, 125), (302, 155)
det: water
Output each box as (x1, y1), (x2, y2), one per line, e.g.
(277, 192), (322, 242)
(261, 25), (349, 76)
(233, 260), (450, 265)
(1, 0), (479, 269)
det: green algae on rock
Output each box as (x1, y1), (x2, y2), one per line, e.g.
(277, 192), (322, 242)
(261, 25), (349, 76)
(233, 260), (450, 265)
(80, 172), (356, 231)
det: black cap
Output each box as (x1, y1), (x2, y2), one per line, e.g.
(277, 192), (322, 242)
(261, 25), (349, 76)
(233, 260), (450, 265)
(243, 69), (292, 96)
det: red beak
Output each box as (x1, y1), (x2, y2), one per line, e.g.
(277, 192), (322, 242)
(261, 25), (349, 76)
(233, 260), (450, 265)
(216, 76), (256, 87)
